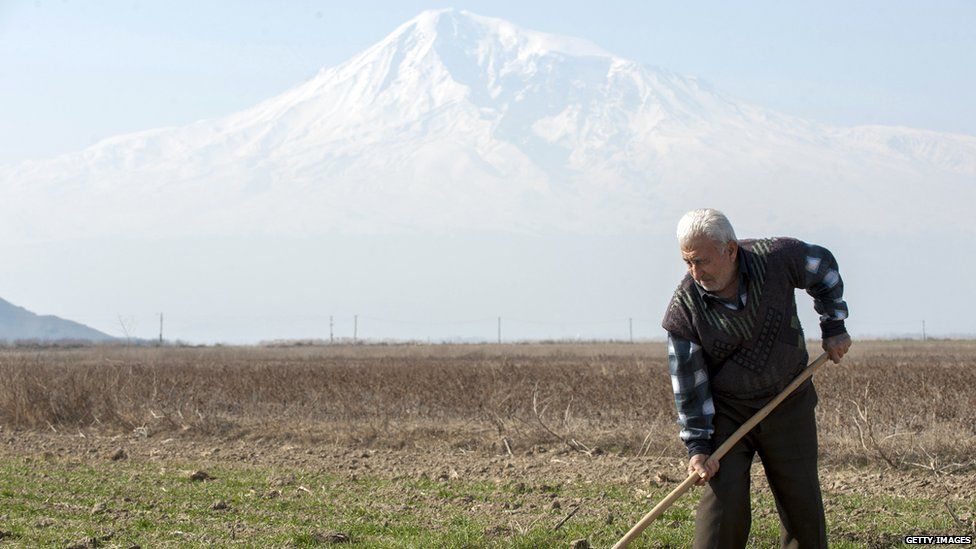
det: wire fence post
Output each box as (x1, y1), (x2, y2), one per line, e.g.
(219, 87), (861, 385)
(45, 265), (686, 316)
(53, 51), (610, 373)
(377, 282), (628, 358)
(497, 316), (501, 344)
(354, 315), (358, 343)
(329, 315), (334, 344)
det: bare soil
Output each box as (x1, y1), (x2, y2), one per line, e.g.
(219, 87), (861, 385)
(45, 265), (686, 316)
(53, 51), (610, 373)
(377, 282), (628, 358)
(3, 428), (973, 508)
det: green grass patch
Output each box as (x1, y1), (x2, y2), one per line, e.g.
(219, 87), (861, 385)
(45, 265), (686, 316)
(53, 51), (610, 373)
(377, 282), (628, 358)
(0, 455), (969, 547)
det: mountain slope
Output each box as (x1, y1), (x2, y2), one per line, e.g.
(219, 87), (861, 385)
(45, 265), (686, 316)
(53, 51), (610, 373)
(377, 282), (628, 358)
(1, 8), (974, 241)
(0, 297), (114, 342)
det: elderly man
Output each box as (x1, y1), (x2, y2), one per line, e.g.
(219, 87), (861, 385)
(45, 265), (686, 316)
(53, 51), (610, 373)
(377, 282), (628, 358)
(662, 208), (851, 549)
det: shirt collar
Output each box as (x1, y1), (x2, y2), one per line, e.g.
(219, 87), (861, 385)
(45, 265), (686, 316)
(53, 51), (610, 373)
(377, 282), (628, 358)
(693, 252), (749, 308)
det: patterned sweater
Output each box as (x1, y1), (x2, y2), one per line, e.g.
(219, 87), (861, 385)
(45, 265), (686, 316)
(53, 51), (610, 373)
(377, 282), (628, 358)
(661, 238), (848, 457)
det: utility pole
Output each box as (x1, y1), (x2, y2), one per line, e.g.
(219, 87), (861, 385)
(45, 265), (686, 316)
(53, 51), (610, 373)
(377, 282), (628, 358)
(922, 320), (926, 341)
(354, 315), (358, 343)
(497, 317), (501, 344)
(629, 317), (633, 343)
(329, 315), (334, 344)
(158, 313), (163, 345)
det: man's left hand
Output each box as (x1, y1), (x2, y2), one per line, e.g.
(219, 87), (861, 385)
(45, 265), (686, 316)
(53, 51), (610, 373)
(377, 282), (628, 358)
(822, 333), (852, 363)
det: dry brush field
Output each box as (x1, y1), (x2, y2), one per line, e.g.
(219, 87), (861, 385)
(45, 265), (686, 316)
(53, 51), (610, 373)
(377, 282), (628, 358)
(0, 340), (974, 547)
(1, 340), (974, 465)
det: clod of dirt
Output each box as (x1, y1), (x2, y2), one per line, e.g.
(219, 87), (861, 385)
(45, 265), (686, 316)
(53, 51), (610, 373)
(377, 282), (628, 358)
(269, 474), (296, 487)
(189, 470), (214, 482)
(484, 525), (510, 537)
(90, 502), (108, 516)
(35, 517), (56, 528)
(549, 500), (562, 510)
(436, 471), (451, 482)
(313, 532), (351, 544)
(110, 448), (127, 461)
(211, 500), (229, 511)
(0, 530), (13, 541)
(604, 511), (615, 525)
(570, 539), (590, 549)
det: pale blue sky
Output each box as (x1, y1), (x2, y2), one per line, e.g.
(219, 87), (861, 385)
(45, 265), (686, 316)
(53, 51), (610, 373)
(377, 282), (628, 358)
(1, 0), (974, 163)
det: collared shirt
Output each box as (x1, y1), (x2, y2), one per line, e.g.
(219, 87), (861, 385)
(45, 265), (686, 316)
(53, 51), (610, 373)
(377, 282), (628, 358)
(693, 252), (750, 311)
(666, 241), (848, 457)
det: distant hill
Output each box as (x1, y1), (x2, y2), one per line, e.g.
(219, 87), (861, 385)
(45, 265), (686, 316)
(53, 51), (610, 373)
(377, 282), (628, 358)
(0, 297), (114, 342)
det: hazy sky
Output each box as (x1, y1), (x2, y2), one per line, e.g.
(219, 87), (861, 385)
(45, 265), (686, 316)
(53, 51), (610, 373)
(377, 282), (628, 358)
(1, 0), (974, 164)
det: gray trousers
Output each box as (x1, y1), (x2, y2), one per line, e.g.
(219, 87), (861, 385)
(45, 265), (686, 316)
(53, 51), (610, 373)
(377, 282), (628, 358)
(693, 383), (827, 549)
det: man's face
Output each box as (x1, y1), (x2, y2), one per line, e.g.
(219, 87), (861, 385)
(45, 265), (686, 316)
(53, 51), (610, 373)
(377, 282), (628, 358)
(681, 237), (739, 295)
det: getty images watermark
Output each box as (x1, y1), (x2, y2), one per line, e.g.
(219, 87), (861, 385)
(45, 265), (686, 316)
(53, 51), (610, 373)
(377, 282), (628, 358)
(904, 535), (972, 545)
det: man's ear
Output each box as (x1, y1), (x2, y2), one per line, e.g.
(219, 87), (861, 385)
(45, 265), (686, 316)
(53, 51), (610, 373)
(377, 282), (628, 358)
(727, 240), (738, 259)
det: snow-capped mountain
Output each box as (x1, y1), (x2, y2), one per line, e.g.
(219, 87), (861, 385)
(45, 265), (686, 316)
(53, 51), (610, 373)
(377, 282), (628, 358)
(2, 8), (974, 241)
(3, 9), (975, 342)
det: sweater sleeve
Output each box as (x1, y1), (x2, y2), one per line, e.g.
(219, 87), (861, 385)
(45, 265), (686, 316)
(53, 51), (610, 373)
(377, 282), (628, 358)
(667, 332), (715, 457)
(791, 241), (850, 338)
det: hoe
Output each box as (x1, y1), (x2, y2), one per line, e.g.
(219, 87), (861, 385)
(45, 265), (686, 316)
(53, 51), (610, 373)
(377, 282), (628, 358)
(612, 352), (831, 548)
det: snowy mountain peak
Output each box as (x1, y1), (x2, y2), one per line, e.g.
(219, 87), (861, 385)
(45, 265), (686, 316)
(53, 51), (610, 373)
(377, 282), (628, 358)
(1, 10), (974, 242)
(383, 8), (614, 61)
(301, 7), (625, 117)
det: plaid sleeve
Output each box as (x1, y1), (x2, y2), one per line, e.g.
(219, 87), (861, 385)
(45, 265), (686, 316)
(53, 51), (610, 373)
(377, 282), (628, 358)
(668, 333), (715, 457)
(801, 243), (849, 338)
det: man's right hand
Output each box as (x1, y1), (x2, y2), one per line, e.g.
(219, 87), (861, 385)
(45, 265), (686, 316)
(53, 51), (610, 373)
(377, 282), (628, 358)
(689, 453), (719, 486)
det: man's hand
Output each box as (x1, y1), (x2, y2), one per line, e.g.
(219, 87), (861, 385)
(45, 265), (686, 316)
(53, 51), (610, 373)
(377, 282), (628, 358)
(688, 453), (719, 486)
(822, 332), (852, 363)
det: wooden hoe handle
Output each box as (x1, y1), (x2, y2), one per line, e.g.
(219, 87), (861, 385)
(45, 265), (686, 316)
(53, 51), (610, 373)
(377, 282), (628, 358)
(612, 352), (831, 548)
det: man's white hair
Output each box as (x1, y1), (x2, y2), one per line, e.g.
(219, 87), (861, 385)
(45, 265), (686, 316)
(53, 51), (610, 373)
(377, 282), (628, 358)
(676, 208), (737, 248)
